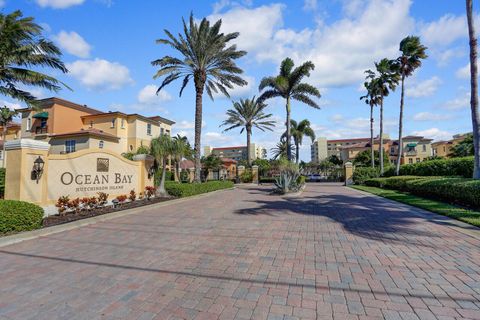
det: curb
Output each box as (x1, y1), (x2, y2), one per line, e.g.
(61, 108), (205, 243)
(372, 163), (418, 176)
(348, 186), (480, 241)
(0, 187), (235, 248)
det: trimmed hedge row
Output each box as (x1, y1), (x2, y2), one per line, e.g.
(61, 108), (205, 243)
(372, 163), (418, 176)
(383, 156), (473, 178)
(352, 167), (380, 185)
(0, 200), (44, 235)
(364, 176), (480, 208)
(165, 180), (234, 198)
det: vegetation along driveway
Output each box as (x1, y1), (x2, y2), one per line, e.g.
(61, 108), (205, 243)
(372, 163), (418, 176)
(1, 184), (480, 320)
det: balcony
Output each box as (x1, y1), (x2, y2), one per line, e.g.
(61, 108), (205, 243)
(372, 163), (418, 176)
(405, 150), (417, 156)
(34, 126), (48, 135)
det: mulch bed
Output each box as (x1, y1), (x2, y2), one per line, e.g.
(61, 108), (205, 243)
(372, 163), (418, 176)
(42, 197), (172, 228)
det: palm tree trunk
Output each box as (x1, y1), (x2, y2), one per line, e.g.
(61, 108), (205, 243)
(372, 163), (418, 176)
(467, 0), (480, 179)
(286, 96), (292, 162)
(370, 104), (374, 168)
(296, 142), (300, 164)
(379, 99), (384, 175)
(193, 76), (205, 183)
(246, 126), (252, 166)
(157, 157), (167, 196)
(175, 159), (180, 182)
(2, 125), (6, 168)
(396, 74), (406, 175)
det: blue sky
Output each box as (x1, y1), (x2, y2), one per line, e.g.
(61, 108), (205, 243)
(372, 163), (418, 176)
(0, 0), (475, 161)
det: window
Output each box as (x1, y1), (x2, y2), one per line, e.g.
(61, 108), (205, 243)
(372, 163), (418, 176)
(40, 118), (47, 128)
(89, 121), (93, 128)
(147, 123), (152, 136)
(416, 158), (420, 163)
(121, 118), (125, 128)
(166, 129), (170, 136)
(65, 140), (76, 153)
(160, 128), (164, 135)
(111, 118), (115, 128)
(0, 150), (3, 160)
(27, 118), (31, 131)
(422, 144), (426, 152)
(129, 145), (133, 151)
(99, 140), (104, 149)
(408, 158), (413, 164)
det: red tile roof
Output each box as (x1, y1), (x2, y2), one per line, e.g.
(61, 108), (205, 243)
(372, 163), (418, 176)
(49, 128), (119, 140)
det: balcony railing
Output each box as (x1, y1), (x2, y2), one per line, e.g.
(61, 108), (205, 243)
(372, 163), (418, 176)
(34, 126), (48, 134)
(405, 150), (417, 156)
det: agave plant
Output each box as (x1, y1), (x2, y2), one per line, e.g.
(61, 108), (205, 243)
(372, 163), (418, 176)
(274, 170), (300, 194)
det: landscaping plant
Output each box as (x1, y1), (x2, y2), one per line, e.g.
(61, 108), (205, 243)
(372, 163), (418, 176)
(129, 190), (136, 202)
(0, 200), (44, 235)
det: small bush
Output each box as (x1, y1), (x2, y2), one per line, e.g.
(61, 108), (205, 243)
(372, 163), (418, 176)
(240, 170), (253, 183)
(116, 195), (128, 203)
(145, 186), (155, 200)
(297, 175), (306, 185)
(384, 157), (474, 178)
(165, 181), (234, 198)
(364, 176), (429, 190)
(0, 200), (44, 234)
(128, 190), (136, 202)
(352, 167), (380, 185)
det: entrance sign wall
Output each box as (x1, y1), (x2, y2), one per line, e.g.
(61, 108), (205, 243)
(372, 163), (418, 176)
(4, 139), (154, 206)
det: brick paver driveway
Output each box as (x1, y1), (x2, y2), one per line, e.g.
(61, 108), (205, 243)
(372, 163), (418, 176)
(1, 184), (480, 320)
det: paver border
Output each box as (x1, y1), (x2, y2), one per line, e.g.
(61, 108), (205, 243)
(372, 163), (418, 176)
(0, 187), (235, 248)
(349, 185), (480, 241)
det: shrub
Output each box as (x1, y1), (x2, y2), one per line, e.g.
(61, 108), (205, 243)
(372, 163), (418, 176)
(154, 170), (174, 186)
(0, 200), (44, 234)
(352, 167), (380, 185)
(384, 157), (474, 178)
(116, 195), (128, 203)
(364, 176), (480, 209)
(0, 168), (5, 198)
(259, 177), (276, 184)
(55, 196), (70, 214)
(297, 175), (306, 185)
(165, 181), (234, 198)
(97, 192), (108, 205)
(145, 186), (155, 200)
(240, 170), (253, 183)
(128, 190), (136, 202)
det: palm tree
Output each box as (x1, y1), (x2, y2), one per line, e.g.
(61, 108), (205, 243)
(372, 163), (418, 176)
(467, 0), (480, 179)
(282, 119), (316, 164)
(171, 135), (189, 181)
(271, 140), (295, 160)
(363, 59), (399, 173)
(150, 134), (173, 196)
(152, 14), (247, 183)
(258, 57), (321, 161)
(0, 106), (17, 167)
(220, 97), (275, 165)
(0, 10), (69, 105)
(360, 78), (379, 169)
(394, 36), (427, 175)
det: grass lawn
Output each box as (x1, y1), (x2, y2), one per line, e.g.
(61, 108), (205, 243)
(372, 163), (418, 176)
(350, 185), (480, 228)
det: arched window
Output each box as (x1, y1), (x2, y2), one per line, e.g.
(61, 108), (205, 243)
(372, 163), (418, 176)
(99, 140), (104, 149)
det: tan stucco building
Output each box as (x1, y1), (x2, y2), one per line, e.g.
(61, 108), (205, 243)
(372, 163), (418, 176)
(390, 136), (433, 165)
(204, 144), (266, 162)
(432, 133), (471, 158)
(17, 97), (174, 155)
(0, 122), (21, 167)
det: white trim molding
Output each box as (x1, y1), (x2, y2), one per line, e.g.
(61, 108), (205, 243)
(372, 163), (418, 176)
(5, 139), (50, 151)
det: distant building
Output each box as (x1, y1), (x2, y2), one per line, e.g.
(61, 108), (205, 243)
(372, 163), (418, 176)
(310, 137), (328, 163)
(340, 138), (392, 163)
(432, 133), (471, 158)
(0, 122), (21, 167)
(17, 97), (175, 156)
(390, 136), (433, 165)
(204, 144), (266, 162)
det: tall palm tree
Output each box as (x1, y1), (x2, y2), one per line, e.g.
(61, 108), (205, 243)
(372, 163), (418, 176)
(394, 36), (427, 175)
(0, 10), (69, 105)
(258, 58), (321, 161)
(0, 106), (17, 167)
(150, 134), (173, 196)
(467, 0), (480, 179)
(282, 119), (316, 164)
(171, 136), (187, 181)
(363, 59), (399, 173)
(271, 140), (295, 160)
(360, 78), (379, 169)
(152, 14), (247, 183)
(220, 97), (275, 165)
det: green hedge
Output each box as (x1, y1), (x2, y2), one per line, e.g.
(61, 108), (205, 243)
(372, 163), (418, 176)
(383, 156), (473, 178)
(165, 181), (234, 198)
(0, 200), (44, 235)
(352, 167), (380, 185)
(364, 176), (480, 209)
(0, 168), (4, 198)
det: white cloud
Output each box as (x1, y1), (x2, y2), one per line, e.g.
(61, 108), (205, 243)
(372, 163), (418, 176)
(67, 58), (133, 90)
(442, 91), (470, 110)
(0, 100), (22, 110)
(412, 112), (453, 121)
(175, 120), (206, 130)
(53, 31), (91, 58)
(419, 14), (467, 47)
(203, 131), (235, 146)
(137, 84), (172, 105)
(411, 128), (452, 141)
(36, 0), (85, 9)
(0, 0), (5, 8)
(456, 63), (470, 79)
(406, 76), (442, 98)
(212, 0), (414, 87)
(303, 0), (317, 11)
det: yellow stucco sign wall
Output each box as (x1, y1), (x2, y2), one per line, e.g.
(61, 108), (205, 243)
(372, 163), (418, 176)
(5, 139), (154, 206)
